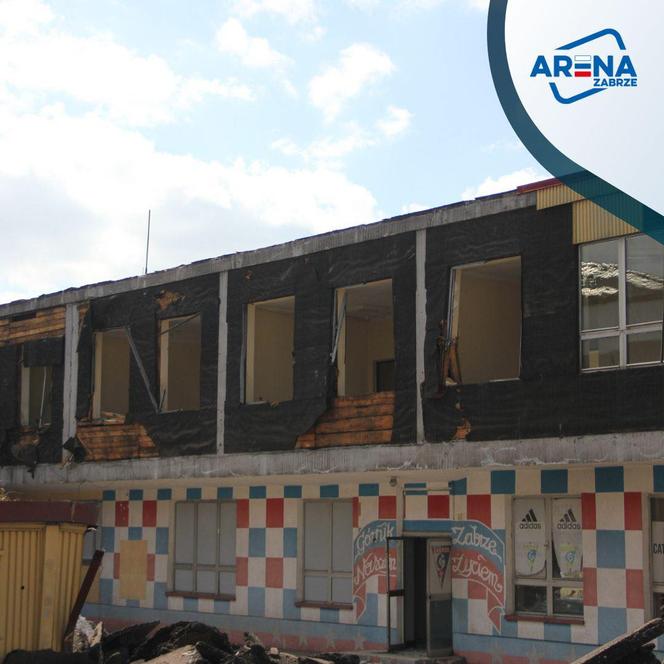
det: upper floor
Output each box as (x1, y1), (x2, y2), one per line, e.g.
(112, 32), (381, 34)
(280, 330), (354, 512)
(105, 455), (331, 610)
(1, 179), (663, 472)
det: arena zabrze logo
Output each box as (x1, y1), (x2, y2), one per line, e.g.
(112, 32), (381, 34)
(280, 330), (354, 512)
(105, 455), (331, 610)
(530, 28), (637, 104)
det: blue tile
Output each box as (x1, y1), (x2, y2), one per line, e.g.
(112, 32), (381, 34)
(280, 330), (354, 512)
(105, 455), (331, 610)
(102, 490), (116, 502)
(541, 469), (568, 494)
(491, 470), (515, 495)
(450, 478), (467, 496)
(248, 587), (266, 616)
(357, 593), (377, 626)
(320, 484), (339, 498)
(598, 607), (627, 643)
(282, 588), (300, 620)
(595, 466), (624, 493)
(214, 599), (231, 614)
(283, 528), (298, 558)
(99, 578), (113, 604)
(596, 530), (626, 568)
(655, 466), (664, 492)
(404, 482), (426, 489)
(320, 608), (339, 623)
(157, 488), (172, 500)
(284, 485), (302, 498)
(129, 489), (143, 501)
(452, 598), (468, 635)
(101, 526), (115, 553)
(249, 528), (266, 557)
(156, 527), (169, 554)
(359, 483), (380, 496)
(186, 487), (202, 500)
(126, 599), (140, 608)
(128, 527), (142, 541)
(154, 582), (168, 610)
(499, 613), (517, 639)
(218, 487), (233, 500)
(544, 622), (571, 643)
(250, 486), (267, 499)
(183, 597), (199, 612)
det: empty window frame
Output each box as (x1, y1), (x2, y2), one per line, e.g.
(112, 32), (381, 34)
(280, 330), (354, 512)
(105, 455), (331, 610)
(513, 497), (583, 617)
(302, 500), (353, 605)
(92, 329), (130, 419)
(20, 363), (53, 428)
(159, 315), (201, 411)
(245, 296), (295, 403)
(173, 500), (237, 597)
(334, 279), (395, 397)
(448, 257), (522, 384)
(580, 235), (664, 370)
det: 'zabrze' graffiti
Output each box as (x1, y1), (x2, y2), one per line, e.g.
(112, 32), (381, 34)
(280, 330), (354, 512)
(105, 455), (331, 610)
(451, 522), (505, 631)
(353, 519), (396, 620)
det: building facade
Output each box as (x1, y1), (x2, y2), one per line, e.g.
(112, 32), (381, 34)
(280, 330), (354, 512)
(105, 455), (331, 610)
(1, 180), (664, 663)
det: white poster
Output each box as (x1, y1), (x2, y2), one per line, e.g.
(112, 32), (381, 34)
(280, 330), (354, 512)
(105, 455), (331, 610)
(514, 498), (546, 577)
(652, 522), (664, 585)
(552, 499), (582, 580)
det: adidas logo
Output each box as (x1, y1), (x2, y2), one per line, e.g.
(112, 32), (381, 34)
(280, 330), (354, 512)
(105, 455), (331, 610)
(556, 508), (581, 530)
(519, 508), (542, 529)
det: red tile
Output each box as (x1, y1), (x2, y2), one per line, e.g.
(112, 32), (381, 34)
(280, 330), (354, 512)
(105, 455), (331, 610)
(113, 552), (121, 579)
(467, 495), (491, 526)
(115, 501), (129, 527)
(583, 567), (597, 606)
(333, 640), (355, 652)
(146, 554), (155, 581)
(581, 493), (596, 530)
(236, 499), (249, 528)
(456, 651), (492, 664)
(305, 637), (327, 652)
(283, 635), (301, 652)
(468, 580), (486, 599)
(379, 496), (397, 520)
(624, 493), (642, 530)
(266, 499), (284, 528)
(353, 497), (360, 528)
(503, 657), (528, 664)
(236, 556), (249, 586)
(428, 494), (450, 519)
(142, 500), (157, 527)
(626, 569), (644, 608)
(265, 557), (284, 588)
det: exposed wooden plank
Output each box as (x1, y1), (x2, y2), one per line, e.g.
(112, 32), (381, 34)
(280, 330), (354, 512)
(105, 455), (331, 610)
(318, 402), (394, 421)
(315, 415), (393, 434)
(333, 391), (395, 408)
(312, 429), (393, 447)
(76, 422), (158, 462)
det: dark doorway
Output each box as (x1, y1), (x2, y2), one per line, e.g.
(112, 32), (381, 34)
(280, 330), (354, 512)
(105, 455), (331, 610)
(403, 538), (428, 648)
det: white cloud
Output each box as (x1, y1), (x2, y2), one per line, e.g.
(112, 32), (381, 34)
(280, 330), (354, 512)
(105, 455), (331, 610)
(461, 168), (547, 200)
(348, 0), (488, 12)
(0, 1), (253, 127)
(377, 105), (412, 137)
(216, 18), (291, 70)
(231, 0), (318, 26)
(309, 43), (395, 121)
(401, 202), (428, 214)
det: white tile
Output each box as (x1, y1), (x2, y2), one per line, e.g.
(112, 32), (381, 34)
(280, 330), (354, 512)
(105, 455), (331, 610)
(360, 497), (378, 526)
(267, 485), (284, 498)
(491, 495), (507, 531)
(299, 605), (320, 622)
(154, 555), (168, 583)
(597, 568), (626, 608)
(452, 577), (468, 599)
(568, 468), (594, 496)
(627, 608), (645, 632)
(201, 486), (217, 500)
(143, 528), (156, 553)
(302, 484), (320, 499)
(232, 586), (248, 615)
(156, 502), (171, 528)
(404, 495), (427, 521)
(234, 485), (249, 499)
(248, 557), (266, 587)
(199, 598), (215, 613)
(283, 500), (299, 528)
(102, 501), (115, 526)
(572, 606), (597, 645)
(236, 529), (249, 557)
(595, 494), (625, 531)
(339, 483), (356, 498)
(250, 500), (266, 528)
(516, 469), (540, 496)
(467, 471), (490, 496)
(467, 597), (494, 635)
(377, 591), (386, 627)
(451, 495), (467, 522)
(625, 530), (645, 570)
(265, 527), (283, 558)
(583, 531), (597, 568)
(625, 465), (652, 492)
(516, 618), (545, 640)
(168, 595), (184, 611)
(265, 587), (283, 618)
(283, 558), (297, 590)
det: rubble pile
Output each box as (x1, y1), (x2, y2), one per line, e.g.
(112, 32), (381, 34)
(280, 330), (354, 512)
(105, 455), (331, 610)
(1, 622), (363, 664)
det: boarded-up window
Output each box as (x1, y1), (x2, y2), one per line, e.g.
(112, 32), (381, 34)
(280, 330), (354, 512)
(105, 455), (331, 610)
(159, 315), (201, 411)
(303, 501), (352, 604)
(20, 364), (53, 427)
(335, 279), (394, 397)
(93, 329), (130, 418)
(449, 257), (521, 384)
(245, 296), (294, 403)
(174, 500), (236, 596)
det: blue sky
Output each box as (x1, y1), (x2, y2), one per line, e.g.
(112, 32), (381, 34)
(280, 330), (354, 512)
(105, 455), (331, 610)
(0, 0), (546, 303)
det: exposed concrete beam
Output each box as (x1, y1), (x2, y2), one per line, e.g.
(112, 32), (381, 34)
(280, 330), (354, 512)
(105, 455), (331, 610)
(217, 271), (228, 453)
(2, 429), (662, 489)
(0, 191), (536, 316)
(61, 303), (79, 456)
(415, 229), (426, 443)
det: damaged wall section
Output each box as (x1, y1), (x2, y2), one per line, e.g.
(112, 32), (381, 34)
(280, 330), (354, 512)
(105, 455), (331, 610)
(75, 274), (219, 459)
(423, 204), (664, 442)
(0, 311), (65, 468)
(224, 234), (417, 453)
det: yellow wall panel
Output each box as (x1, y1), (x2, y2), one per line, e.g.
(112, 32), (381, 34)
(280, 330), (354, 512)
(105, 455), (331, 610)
(119, 539), (148, 601)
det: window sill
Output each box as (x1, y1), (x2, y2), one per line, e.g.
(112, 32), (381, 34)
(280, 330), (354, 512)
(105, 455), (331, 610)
(165, 591), (236, 602)
(294, 601), (354, 611)
(504, 613), (584, 626)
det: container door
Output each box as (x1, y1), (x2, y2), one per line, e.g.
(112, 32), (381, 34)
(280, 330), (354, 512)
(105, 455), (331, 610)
(426, 537), (453, 657)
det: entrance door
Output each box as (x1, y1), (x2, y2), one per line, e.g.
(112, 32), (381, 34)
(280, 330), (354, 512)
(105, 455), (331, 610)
(386, 537), (405, 651)
(426, 537), (453, 656)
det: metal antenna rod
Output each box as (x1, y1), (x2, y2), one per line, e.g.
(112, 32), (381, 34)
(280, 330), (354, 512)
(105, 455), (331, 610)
(144, 209), (151, 275)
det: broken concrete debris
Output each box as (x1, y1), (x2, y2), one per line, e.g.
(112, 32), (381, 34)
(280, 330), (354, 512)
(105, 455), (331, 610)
(2, 622), (364, 664)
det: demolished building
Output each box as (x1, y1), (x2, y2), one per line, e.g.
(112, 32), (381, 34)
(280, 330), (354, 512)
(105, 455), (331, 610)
(1, 179), (664, 662)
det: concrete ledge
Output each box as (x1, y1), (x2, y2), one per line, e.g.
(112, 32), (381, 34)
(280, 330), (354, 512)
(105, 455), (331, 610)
(2, 430), (663, 489)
